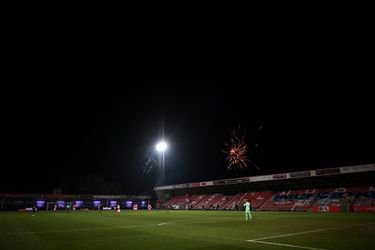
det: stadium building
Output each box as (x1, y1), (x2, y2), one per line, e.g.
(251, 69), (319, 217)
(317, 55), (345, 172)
(155, 163), (375, 212)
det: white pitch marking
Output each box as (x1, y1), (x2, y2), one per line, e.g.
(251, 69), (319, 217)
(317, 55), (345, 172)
(158, 222), (170, 226)
(247, 222), (375, 241)
(249, 240), (328, 250)
(246, 222), (375, 250)
(157, 218), (195, 226)
(248, 228), (330, 241)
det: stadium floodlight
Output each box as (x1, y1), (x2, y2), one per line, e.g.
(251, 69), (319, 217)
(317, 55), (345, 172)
(155, 140), (167, 186)
(155, 141), (168, 152)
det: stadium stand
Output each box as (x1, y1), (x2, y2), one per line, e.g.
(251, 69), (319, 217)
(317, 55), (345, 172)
(194, 193), (222, 210)
(216, 194), (233, 209)
(189, 194), (208, 209)
(352, 187), (375, 212)
(163, 194), (186, 209)
(245, 191), (273, 209)
(155, 164), (375, 212)
(220, 193), (244, 210)
(162, 187), (375, 212)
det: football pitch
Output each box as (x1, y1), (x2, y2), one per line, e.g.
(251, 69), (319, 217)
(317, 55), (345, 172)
(0, 210), (374, 250)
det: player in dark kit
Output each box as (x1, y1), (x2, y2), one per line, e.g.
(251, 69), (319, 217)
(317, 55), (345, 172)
(32, 206), (36, 216)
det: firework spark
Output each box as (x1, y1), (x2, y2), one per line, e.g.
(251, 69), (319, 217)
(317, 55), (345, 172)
(223, 127), (249, 169)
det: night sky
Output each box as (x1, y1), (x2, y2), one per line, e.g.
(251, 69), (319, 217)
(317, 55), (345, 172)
(2, 40), (374, 195)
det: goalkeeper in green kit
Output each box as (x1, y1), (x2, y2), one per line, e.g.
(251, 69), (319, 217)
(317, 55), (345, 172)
(243, 199), (252, 221)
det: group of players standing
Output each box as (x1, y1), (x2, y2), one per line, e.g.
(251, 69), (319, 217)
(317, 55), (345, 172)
(95, 203), (153, 214)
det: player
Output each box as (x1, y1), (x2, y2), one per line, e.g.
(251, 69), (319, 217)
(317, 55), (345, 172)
(156, 200), (160, 209)
(32, 205), (36, 216)
(133, 204), (138, 211)
(147, 204), (152, 212)
(116, 204), (121, 214)
(243, 199), (252, 221)
(53, 204), (57, 215)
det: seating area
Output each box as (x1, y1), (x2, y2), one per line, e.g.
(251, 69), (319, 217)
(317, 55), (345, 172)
(261, 191), (294, 211)
(162, 187), (375, 212)
(262, 189), (321, 211)
(163, 195), (186, 209)
(247, 191), (273, 209)
(221, 193), (244, 210)
(194, 194), (223, 209)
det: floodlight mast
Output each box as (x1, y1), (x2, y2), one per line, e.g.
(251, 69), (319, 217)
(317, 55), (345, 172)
(155, 140), (167, 186)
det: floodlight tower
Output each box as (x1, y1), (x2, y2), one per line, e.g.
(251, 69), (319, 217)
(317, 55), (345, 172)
(155, 140), (167, 186)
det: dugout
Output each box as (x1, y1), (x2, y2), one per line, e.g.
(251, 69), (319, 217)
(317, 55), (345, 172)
(0, 193), (151, 211)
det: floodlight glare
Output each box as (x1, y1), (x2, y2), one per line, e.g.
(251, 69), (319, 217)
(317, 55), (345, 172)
(155, 141), (168, 152)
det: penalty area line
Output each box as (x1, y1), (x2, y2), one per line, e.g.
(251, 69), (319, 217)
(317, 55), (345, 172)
(247, 222), (375, 241)
(246, 222), (375, 250)
(247, 228), (330, 241)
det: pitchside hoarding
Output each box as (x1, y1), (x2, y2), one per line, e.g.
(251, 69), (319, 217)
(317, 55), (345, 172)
(290, 171), (311, 178)
(315, 168), (340, 176)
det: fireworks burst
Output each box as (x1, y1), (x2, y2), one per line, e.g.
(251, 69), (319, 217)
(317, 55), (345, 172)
(223, 127), (249, 169)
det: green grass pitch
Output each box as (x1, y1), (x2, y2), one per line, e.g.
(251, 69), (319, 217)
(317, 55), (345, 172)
(0, 210), (374, 250)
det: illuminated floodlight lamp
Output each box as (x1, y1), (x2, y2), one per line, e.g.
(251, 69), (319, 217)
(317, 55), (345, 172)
(155, 141), (168, 152)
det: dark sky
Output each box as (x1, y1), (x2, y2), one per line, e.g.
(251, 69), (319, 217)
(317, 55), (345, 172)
(1, 40), (374, 194)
